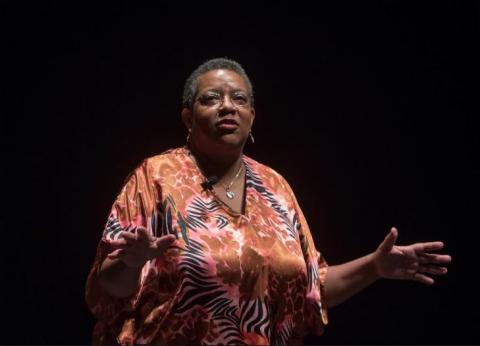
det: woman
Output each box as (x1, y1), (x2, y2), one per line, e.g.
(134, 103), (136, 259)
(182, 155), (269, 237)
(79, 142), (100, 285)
(86, 58), (451, 345)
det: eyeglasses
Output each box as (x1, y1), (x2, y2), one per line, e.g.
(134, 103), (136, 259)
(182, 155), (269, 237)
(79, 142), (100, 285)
(195, 90), (251, 108)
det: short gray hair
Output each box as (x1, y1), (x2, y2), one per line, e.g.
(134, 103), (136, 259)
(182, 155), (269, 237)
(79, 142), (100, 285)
(182, 57), (254, 109)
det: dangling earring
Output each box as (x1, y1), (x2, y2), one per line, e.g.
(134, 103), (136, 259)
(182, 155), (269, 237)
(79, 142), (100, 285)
(249, 131), (255, 144)
(186, 129), (191, 144)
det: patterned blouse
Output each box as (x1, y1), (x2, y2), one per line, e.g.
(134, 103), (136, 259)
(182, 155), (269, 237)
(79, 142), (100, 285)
(86, 147), (328, 345)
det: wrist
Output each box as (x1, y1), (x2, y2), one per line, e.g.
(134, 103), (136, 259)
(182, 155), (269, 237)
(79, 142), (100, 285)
(367, 252), (382, 281)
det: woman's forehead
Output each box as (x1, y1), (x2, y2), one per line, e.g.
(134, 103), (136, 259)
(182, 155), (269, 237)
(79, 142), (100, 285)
(197, 69), (248, 91)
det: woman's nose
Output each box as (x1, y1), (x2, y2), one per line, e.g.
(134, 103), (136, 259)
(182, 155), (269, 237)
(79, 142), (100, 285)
(218, 95), (237, 112)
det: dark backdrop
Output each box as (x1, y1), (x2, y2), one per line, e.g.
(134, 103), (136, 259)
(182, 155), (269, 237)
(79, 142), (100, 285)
(4, 1), (479, 344)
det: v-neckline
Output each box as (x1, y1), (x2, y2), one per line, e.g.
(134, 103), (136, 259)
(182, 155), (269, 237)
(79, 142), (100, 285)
(183, 146), (250, 217)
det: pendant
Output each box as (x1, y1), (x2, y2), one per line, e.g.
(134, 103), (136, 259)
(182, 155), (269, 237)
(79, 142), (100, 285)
(226, 190), (235, 199)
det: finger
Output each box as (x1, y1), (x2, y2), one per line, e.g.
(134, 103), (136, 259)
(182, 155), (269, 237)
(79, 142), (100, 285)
(378, 227), (398, 253)
(109, 238), (129, 247)
(121, 231), (137, 242)
(413, 241), (444, 253)
(117, 232), (138, 246)
(109, 242), (130, 250)
(107, 248), (125, 259)
(154, 234), (177, 252)
(419, 253), (452, 264)
(413, 273), (434, 285)
(418, 265), (448, 275)
(405, 267), (418, 276)
(136, 227), (150, 241)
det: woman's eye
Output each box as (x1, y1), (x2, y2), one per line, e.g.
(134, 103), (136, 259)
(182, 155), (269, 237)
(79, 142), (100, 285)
(197, 92), (249, 106)
(200, 94), (221, 105)
(233, 95), (248, 105)
(233, 94), (248, 106)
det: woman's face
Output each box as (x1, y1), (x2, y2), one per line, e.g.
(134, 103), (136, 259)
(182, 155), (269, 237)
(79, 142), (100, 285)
(182, 69), (255, 154)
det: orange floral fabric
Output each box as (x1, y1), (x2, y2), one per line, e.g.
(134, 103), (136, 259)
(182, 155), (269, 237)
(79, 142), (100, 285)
(86, 147), (328, 345)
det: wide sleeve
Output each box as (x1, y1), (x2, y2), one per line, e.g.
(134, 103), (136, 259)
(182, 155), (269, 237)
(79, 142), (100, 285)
(288, 184), (329, 336)
(85, 159), (162, 344)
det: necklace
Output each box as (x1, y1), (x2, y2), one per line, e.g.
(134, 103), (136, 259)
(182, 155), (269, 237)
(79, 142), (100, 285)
(187, 148), (244, 199)
(222, 162), (244, 199)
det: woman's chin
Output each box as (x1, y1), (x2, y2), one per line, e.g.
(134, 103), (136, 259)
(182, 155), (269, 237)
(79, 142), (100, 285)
(192, 133), (246, 153)
(215, 133), (246, 148)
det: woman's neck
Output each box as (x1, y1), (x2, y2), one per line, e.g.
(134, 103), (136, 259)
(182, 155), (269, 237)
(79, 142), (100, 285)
(188, 142), (243, 180)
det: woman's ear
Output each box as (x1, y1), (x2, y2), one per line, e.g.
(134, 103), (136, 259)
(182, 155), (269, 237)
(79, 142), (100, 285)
(250, 108), (256, 126)
(181, 107), (193, 130)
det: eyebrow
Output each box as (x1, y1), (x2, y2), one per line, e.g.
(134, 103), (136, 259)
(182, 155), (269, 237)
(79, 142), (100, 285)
(201, 88), (248, 94)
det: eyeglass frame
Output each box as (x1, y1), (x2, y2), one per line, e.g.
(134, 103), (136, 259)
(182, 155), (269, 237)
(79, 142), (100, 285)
(194, 89), (252, 108)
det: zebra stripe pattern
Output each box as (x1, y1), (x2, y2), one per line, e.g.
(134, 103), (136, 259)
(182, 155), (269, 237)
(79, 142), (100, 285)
(173, 238), (244, 344)
(245, 163), (299, 240)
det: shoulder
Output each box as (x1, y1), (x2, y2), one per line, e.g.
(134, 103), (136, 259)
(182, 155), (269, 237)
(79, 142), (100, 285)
(141, 146), (189, 169)
(243, 155), (295, 194)
(142, 147), (188, 166)
(124, 147), (189, 183)
(143, 146), (189, 165)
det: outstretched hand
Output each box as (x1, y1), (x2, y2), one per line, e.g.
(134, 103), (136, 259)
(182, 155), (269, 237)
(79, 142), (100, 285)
(108, 227), (177, 268)
(373, 227), (451, 285)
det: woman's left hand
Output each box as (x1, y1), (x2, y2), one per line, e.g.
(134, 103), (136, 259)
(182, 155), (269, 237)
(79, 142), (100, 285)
(373, 227), (452, 284)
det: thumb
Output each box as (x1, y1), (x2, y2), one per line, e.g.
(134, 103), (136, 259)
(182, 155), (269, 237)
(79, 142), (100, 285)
(378, 227), (398, 253)
(107, 248), (125, 260)
(154, 234), (177, 252)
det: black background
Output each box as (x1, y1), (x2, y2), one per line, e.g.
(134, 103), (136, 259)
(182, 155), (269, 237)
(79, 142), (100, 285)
(4, 1), (479, 344)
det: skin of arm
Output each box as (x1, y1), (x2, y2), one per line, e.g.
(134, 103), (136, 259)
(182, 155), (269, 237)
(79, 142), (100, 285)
(325, 253), (379, 307)
(324, 227), (451, 308)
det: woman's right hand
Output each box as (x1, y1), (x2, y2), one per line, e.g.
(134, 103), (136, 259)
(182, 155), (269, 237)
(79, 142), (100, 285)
(107, 227), (177, 268)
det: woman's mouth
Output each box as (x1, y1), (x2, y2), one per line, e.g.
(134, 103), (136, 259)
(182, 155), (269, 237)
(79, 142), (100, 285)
(216, 119), (239, 130)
